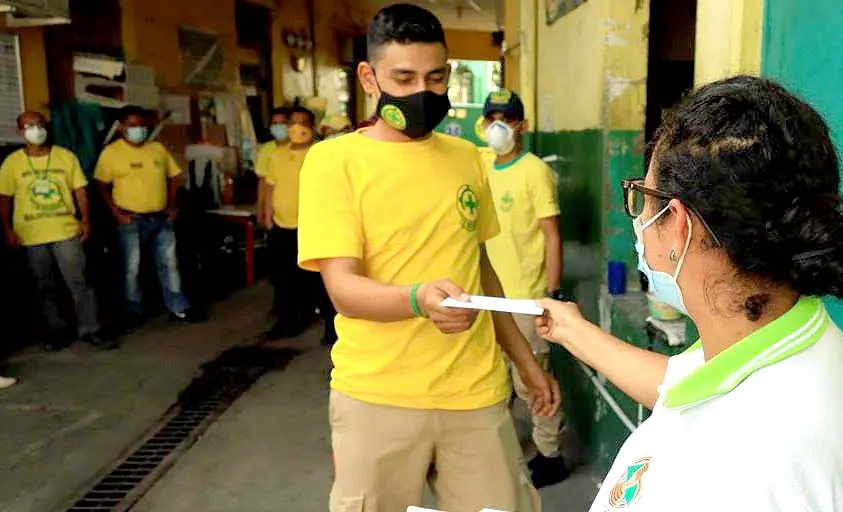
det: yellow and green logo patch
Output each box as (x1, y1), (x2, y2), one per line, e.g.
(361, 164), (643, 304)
(456, 184), (479, 232)
(380, 104), (406, 131)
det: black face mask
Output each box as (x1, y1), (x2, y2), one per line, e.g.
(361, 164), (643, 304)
(375, 87), (451, 139)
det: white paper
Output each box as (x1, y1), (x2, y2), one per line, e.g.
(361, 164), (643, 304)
(440, 295), (544, 316)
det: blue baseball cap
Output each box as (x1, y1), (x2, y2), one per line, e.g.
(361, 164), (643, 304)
(483, 89), (525, 121)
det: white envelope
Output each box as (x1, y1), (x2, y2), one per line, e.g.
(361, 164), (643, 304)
(440, 295), (544, 316)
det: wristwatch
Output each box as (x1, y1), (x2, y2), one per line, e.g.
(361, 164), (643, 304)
(545, 288), (569, 301)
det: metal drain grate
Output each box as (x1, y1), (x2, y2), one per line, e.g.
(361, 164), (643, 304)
(66, 346), (298, 511)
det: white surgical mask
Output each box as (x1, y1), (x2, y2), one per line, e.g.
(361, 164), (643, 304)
(633, 205), (693, 315)
(484, 120), (517, 155)
(24, 126), (48, 146)
(126, 126), (149, 144)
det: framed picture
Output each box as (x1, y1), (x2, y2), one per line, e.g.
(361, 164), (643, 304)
(546, 0), (587, 25)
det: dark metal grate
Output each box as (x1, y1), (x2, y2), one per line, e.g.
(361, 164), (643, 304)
(66, 346), (298, 511)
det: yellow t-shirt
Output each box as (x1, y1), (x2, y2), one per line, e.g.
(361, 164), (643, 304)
(298, 131), (508, 410)
(255, 140), (288, 178)
(0, 147), (87, 246)
(266, 145), (307, 229)
(482, 150), (560, 299)
(94, 139), (182, 213)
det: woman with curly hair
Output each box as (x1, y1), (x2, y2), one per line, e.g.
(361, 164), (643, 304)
(538, 76), (843, 511)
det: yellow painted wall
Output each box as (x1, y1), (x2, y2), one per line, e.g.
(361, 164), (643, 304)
(535, 0), (608, 131)
(694, 0), (763, 86)
(0, 23), (49, 114)
(271, 0), (370, 115)
(604, 0), (649, 131)
(518, 0), (537, 125)
(445, 30), (499, 61)
(502, 0), (520, 93)
(121, 0), (239, 91)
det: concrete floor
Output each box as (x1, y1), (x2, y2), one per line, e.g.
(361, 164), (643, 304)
(0, 282), (599, 512)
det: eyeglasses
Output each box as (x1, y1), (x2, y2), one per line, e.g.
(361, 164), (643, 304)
(621, 178), (722, 246)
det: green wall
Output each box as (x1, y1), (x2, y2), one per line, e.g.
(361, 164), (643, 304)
(763, 0), (843, 183)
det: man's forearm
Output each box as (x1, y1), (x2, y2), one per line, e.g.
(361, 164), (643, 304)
(480, 248), (539, 368)
(97, 182), (121, 218)
(74, 188), (90, 223)
(0, 196), (13, 234)
(167, 178), (180, 210)
(257, 179), (267, 217)
(545, 231), (563, 292)
(321, 267), (417, 323)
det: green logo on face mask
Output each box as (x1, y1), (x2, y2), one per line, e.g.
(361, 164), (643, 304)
(457, 184), (479, 232)
(380, 104), (406, 131)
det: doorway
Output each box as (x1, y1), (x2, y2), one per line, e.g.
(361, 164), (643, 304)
(645, 0), (697, 142)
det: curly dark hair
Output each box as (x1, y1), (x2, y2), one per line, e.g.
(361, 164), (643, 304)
(367, 3), (446, 61)
(649, 75), (843, 319)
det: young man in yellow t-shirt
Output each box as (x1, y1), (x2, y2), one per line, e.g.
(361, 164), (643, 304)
(297, 5), (560, 512)
(264, 106), (319, 339)
(95, 106), (196, 326)
(0, 111), (110, 353)
(255, 106), (290, 229)
(481, 89), (569, 489)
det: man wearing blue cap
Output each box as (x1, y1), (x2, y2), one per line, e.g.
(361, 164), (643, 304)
(481, 89), (569, 488)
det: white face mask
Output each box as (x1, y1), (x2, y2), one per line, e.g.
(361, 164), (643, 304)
(633, 205), (693, 315)
(484, 120), (517, 155)
(23, 126), (48, 146)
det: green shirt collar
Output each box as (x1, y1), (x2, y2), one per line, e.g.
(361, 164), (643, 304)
(493, 150), (528, 171)
(664, 297), (830, 409)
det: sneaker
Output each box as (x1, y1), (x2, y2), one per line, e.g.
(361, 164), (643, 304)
(43, 339), (71, 352)
(0, 376), (17, 389)
(169, 309), (206, 323)
(528, 453), (571, 489)
(82, 333), (119, 350)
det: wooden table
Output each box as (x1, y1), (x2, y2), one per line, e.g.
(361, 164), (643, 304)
(205, 205), (259, 286)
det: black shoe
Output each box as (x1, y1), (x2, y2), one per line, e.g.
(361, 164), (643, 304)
(528, 453), (571, 489)
(82, 333), (119, 350)
(264, 320), (307, 341)
(43, 340), (70, 352)
(169, 309), (206, 323)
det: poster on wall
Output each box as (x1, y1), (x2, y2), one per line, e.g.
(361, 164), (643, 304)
(546, 0), (587, 25)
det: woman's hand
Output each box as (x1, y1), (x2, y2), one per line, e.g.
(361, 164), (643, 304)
(535, 299), (587, 345)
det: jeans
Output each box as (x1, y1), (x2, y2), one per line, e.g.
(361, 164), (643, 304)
(118, 213), (190, 316)
(25, 237), (100, 338)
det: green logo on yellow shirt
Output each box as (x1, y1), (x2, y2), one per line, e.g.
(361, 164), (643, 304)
(457, 184), (479, 232)
(500, 191), (514, 212)
(380, 104), (407, 131)
(29, 175), (66, 213)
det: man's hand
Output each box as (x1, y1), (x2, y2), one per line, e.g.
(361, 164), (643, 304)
(518, 360), (561, 418)
(115, 211), (134, 225)
(166, 207), (179, 221)
(4, 230), (20, 249)
(79, 221), (91, 242)
(417, 279), (478, 334)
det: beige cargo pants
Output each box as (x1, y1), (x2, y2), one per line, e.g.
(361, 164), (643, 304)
(510, 315), (565, 458)
(329, 390), (541, 512)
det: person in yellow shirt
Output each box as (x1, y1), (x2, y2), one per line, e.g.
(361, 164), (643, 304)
(0, 111), (110, 352)
(264, 106), (317, 339)
(95, 106), (197, 326)
(481, 89), (568, 489)
(297, 6), (559, 512)
(255, 106), (290, 229)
